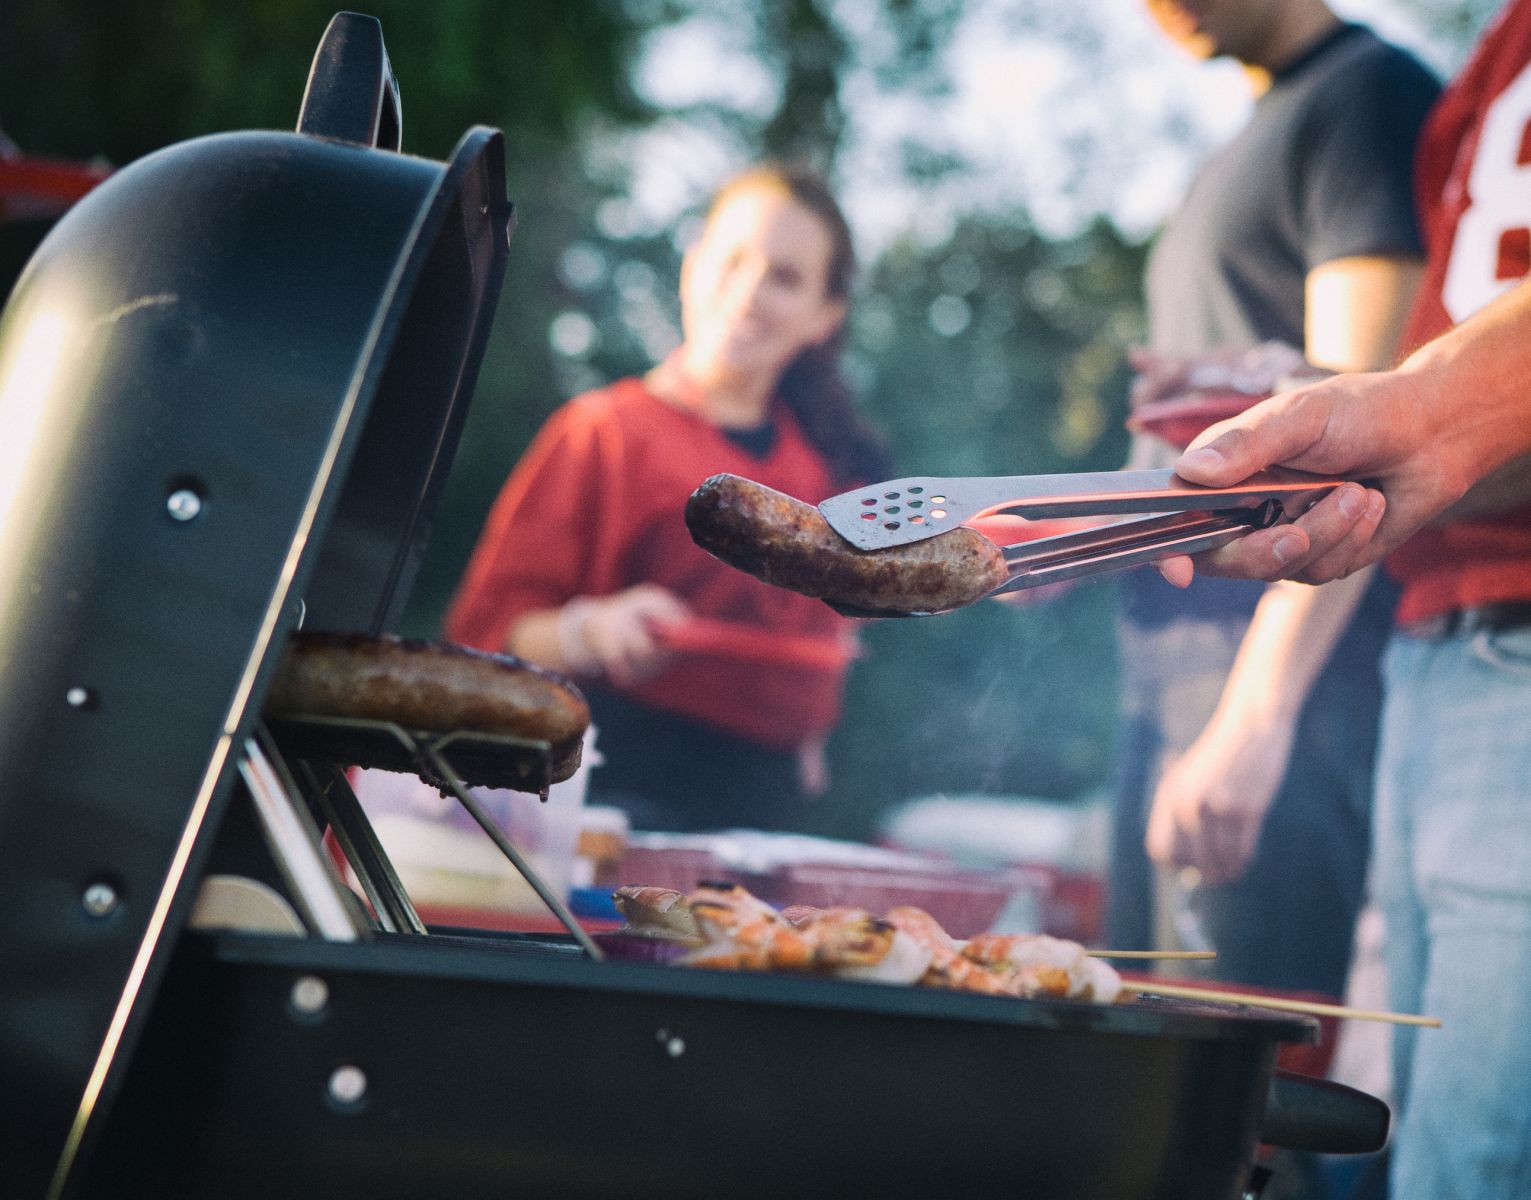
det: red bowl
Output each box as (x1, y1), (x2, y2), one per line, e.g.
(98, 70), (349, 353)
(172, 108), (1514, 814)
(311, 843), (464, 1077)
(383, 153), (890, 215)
(1127, 389), (1266, 449)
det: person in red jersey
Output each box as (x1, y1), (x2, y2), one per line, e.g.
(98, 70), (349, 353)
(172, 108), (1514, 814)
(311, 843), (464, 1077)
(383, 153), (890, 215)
(1163, 6), (1531, 1194)
(446, 164), (889, 833)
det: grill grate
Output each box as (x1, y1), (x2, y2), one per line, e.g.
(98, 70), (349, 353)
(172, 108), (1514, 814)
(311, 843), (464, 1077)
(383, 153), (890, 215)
(261, 715), (603, 959)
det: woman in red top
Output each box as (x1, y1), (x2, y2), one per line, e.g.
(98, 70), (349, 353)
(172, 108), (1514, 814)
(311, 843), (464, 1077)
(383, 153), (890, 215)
(445, 164), (890, 831)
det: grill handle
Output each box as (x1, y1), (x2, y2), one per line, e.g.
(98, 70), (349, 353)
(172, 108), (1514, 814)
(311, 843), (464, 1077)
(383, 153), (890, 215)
(1259, 1069), (1390, 1154)
(297, 12), (403, 151)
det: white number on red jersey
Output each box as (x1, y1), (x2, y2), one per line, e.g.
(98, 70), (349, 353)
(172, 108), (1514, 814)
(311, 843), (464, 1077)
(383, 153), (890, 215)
(1442, 61), (1531, 322)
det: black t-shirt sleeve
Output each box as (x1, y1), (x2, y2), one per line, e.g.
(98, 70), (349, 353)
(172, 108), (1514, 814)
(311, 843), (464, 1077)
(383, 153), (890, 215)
(1297, 50), (1442, 268)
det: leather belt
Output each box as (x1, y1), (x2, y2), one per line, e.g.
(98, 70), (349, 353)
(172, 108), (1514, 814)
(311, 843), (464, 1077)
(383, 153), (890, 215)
(1401, 601), (1531, 639)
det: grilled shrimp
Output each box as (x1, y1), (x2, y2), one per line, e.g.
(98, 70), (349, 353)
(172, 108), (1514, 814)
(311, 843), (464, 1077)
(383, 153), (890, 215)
(612, 885), (699, 939)
(962, 932), (1083, 998)
(801, 908), (933, 984)
(884, 907), (1014, 996)
(682, 918), (817, 971)
(683, 896), (919, 978)
(961, 933), (1122, 1002)
(684, 883), (816, 971)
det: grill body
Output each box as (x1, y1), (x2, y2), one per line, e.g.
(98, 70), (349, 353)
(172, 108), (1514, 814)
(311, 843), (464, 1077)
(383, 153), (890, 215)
(86, 931), (1300, 1200)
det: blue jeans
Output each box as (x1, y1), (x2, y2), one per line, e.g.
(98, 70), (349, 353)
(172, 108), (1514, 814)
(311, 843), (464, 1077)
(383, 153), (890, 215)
(1376, 626), (1531, 1200)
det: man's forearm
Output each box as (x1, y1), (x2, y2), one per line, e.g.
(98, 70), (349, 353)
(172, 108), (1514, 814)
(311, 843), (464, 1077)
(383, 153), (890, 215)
(1441, 452), (1531, 518)
(1401, 278), (1531, 501)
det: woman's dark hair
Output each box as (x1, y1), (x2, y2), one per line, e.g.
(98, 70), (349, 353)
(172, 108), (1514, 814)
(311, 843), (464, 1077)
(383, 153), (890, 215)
(706, 164), (893, 487)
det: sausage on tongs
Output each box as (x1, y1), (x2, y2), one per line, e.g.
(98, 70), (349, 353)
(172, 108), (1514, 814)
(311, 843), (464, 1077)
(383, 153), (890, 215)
(684, 473), (1008, 616)
(688, 469), (1352, 616)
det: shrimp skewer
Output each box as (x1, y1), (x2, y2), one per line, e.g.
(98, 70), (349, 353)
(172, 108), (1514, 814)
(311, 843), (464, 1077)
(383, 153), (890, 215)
(612, 883), (1121, 1001)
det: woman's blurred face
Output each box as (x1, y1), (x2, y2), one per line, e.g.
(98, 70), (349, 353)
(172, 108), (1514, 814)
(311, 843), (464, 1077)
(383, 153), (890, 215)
(679, 184), (846, 391)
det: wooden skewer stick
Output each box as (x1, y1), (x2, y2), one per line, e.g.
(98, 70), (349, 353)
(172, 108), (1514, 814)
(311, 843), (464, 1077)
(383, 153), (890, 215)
(1123, 981), (1442, 1027)
(1087, 949), (1217, 960)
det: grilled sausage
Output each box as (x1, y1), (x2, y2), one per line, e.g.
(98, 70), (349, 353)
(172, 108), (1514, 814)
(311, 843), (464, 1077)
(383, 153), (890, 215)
(685, 473), (1008, 615)
(264, 632), (590, 770)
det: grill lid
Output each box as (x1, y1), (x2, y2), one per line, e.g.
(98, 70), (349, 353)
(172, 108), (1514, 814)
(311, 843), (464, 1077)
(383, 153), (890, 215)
(0, 13), (512, 1189)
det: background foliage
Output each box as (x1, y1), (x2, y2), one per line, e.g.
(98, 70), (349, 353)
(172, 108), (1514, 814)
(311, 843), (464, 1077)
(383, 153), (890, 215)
(0, 0), (1492, 838)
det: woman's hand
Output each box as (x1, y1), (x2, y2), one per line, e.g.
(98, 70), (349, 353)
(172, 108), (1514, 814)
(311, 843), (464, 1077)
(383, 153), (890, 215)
(1144, 709), (1296, 886)
(560, 585), (691, 687)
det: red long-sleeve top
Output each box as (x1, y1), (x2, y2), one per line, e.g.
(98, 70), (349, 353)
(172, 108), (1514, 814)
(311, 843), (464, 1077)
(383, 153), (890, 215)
(444, 378), (852, 749)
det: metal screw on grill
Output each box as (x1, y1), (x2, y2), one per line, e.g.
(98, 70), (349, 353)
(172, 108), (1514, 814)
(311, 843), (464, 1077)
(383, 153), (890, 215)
(656, 1030), (686, 1058)
(290, 975), (329, 1016)
(81, 882), (119, 918)
(166, 488), (204, 522)
(327, 1064), (368, 1107)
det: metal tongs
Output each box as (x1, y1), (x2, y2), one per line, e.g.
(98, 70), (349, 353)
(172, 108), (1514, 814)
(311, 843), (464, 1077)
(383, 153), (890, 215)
(818, 467), (1345, 612)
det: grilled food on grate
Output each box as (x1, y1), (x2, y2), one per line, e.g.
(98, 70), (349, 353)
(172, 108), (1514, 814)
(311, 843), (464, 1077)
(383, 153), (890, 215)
(265, 632), (590, 774)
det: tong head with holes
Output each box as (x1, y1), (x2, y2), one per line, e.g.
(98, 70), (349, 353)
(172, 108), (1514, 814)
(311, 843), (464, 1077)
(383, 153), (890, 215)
(818, 467), (1347, 614)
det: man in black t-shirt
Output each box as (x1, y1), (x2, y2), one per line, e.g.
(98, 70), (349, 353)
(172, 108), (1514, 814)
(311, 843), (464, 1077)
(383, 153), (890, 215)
(1109, 0), (1439, 1014)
